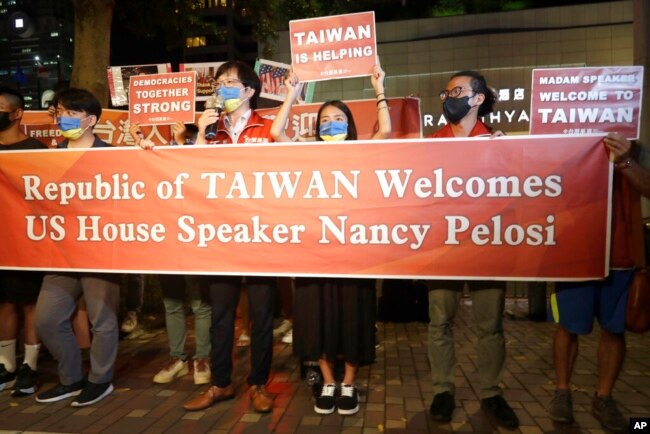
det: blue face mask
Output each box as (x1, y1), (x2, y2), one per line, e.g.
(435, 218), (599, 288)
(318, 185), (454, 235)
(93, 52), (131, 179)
(217, 87), (246, 113)
(57, 116), (82, 131)
(217, 86), (241, 101)
(319, 120), (348, 141)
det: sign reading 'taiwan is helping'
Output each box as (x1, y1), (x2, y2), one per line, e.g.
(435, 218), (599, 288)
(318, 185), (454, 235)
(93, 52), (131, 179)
(290, 12), (377, 82)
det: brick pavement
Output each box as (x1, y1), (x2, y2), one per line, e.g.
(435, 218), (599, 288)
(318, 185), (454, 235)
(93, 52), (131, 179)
(1, 299), (649, 433)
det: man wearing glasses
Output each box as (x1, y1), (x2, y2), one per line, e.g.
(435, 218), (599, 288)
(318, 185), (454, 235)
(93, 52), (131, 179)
(183, 61), (276, 414)
(426, 71), (518, 429)
(195, 61), (273, 145)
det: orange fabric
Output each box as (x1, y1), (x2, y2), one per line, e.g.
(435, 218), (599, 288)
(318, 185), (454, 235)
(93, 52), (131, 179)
(0, 135), (611, 280)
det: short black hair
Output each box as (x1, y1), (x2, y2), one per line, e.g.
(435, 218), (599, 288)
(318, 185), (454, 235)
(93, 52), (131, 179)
(55, 88), (102, 120)
(451, 70), (496, 116)
(215, 61), (261, 109)
(0, 86), (25, 110)
(315, 100), (358, 141)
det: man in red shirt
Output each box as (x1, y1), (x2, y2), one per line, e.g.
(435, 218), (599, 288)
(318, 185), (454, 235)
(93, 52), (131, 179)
(426, 71), (518, 429)
(184, 61), (276, 414)
(196, 61), (273, 145)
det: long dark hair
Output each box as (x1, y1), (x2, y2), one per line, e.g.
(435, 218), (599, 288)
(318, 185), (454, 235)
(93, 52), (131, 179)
(315, 100), (357, 141)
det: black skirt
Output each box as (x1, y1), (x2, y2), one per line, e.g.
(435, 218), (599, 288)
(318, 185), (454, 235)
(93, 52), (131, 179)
(292, 277), (376, 366)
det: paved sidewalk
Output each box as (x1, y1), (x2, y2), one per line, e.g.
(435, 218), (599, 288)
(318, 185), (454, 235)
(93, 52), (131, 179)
(1, 299), (649, 433)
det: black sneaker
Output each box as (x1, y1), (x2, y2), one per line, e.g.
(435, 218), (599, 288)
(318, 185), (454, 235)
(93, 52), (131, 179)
(36, 380), (85, 403)
(0, 363), (17, 392)
(71, 381), (114, 407)
(481, 395), (520, 429)
(11, 364), (38, 397)
(592, 393), (627, 432)
(548, 389), (574, 423)
(430, 391), (455, 422)
(314, 383), (336, 415)
(337, 384), (359, 415)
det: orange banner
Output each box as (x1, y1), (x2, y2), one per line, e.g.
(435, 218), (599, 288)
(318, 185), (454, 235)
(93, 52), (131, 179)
(0, 135), (610, 280)
(21, 97), (422, 147)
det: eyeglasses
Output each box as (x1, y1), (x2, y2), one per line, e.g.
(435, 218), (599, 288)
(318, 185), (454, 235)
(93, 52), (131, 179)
(215, 78), (242, 89)
(439, 86), (474, 101)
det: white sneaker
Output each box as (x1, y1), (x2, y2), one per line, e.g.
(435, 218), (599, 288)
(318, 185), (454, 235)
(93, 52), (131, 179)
(281, 329), (293, 344)
(120, 311), (138, 333)
(193, 358), (211, 385)
(273, 319), (292, 338)
(153, 358), (188, 383)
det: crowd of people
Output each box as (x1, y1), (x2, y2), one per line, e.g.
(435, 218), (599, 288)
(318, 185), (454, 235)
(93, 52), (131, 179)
(0, 57), (648, 433)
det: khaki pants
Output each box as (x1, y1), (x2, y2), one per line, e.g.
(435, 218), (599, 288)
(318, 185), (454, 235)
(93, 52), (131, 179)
(427, 280), (506, 399)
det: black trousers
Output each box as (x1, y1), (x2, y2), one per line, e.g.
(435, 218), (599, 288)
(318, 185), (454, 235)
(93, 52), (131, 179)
(206, 276), (275, 387)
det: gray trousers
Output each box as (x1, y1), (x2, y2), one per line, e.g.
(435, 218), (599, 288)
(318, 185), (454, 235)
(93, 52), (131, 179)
(159, 275), (211, 360)
(35, 273), (120, 385)
(427, 280), (506, 399)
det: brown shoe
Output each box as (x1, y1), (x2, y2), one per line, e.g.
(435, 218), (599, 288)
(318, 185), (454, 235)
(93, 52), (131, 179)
(183, 384), (235, 411)
(249, 385), (273, 413)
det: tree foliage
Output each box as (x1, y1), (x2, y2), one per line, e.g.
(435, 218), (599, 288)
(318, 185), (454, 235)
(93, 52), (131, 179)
(113, 0), (219, 50)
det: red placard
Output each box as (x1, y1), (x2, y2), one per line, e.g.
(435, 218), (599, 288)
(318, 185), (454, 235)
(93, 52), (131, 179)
(290, 12), (377, 82)
(530, 66), (643, 139)
(128, 71), (197, 126)
(0, 135), (610, 280)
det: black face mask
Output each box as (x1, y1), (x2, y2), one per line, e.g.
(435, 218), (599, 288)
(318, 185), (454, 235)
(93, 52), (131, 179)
(0, 111), (13, 132)
(442, 96), (472, 124)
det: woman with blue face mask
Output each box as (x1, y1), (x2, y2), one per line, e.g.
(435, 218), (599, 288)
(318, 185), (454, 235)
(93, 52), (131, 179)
(271, 65), (391, 143)
(270, 64), (391, 416)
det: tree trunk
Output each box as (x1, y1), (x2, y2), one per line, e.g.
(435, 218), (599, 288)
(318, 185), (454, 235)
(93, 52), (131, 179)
(70, 0), (115, 106)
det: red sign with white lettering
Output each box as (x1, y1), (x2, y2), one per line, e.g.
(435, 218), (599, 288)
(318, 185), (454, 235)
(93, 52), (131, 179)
(530, 66), (643, 139)
(129, 71), (197, 126)
(290, 12), (377, 82)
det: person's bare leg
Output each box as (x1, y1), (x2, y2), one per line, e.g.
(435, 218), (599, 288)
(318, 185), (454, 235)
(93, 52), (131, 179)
(553, 325), (578, 390)
(596, 330), (625, 397)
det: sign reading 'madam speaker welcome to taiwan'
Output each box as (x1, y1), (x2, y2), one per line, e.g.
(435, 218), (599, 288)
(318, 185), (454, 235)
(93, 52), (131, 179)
(530, 66), (643, 139)
(0, 135), (611, 281)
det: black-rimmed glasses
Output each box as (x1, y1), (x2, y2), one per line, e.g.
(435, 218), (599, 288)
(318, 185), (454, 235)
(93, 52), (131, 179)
(439, 86), (474, 101)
